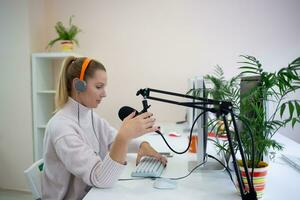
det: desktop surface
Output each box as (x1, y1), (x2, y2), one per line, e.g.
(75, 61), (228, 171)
(84, 153), (239, 200)
(84, 123), (300, 200)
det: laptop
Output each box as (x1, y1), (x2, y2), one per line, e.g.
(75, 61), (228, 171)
(281, 153), (300, 173)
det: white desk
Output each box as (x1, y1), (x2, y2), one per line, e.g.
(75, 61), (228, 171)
(84, 123), (300, 200)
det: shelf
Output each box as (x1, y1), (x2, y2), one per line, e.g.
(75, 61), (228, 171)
(37, 125), (47, 129)
(32, 52), (81, 161)
(37, 90), (56, 94)
(33, 52), (81, 58)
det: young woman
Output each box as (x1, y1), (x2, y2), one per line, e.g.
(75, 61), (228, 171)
(42, 57), (167, 199)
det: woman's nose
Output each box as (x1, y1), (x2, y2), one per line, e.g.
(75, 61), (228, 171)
(101, 89), (107, 97)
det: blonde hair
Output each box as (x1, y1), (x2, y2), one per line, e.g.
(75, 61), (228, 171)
(55, 56), (106, 111)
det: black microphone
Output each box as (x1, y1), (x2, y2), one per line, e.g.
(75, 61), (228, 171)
(118, 106), (161, 135)
(118, 106), (139, 121)
(118, 106), (190, 154)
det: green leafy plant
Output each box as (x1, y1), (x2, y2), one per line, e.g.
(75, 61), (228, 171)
(190, 55), (300, 169)
(204, 65), (241, 113)
(187, 66), (241, 164)
(203, 66), (241, 163)
(46, 15), (81, 49)
(238, 55), (300, 168)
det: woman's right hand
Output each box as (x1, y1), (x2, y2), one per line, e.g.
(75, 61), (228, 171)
(110, 111), (158, 164)
(118, 111), (158, 140)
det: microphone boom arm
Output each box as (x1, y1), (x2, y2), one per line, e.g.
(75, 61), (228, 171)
(136, 88), (257, 200)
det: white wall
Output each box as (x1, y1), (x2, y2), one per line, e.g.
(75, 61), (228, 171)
(0, 0), (47, 191)
(45, 0), (300, 136)
(0, 0), (299, 191)
(0, 0), (33, 191)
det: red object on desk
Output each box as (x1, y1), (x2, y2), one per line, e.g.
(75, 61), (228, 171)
(168, 132), (181, 137)
(208, 132), (228, 140)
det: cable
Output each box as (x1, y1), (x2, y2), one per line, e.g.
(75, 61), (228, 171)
(91, 109), (100, 144)
(156, 111), (206, 154)
(194, 116), (235, 185)
(207, 110), (256, 190)
(118, 107), (252, 190)
(167, 154), (234, 183)
(168, 160), (207, 180)
(118, 177), (149, 181)
(215, 106), (256, 187)
(207, 154), (235, 187)
(77, 100), (101, 156)
(77, 102), (80, 126)
(117, 155), (235, 183)
(118, 160), (207, 182)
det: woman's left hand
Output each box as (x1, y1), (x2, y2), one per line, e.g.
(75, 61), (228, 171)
(136, 142), (168, 166)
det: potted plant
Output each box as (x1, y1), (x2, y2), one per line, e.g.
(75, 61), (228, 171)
(191, 55), (300, 198)
(46, 15), (81, 51)
(236, 55), (300, 198)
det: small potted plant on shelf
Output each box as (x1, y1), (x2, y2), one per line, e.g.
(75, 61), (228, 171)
(46, 15), (81, 51)
(191, 55), (300, 198)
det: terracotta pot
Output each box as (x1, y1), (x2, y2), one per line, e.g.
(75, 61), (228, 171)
(60, 40), (74, 51)
(239, 164), (268, 199)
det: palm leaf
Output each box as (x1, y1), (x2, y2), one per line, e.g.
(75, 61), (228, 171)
(47, 37), (62, 48)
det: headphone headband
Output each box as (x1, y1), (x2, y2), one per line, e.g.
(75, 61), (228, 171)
(79, 58), (91, 81)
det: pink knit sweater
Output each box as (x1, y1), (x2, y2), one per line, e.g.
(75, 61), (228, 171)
(42, 98), (140, 199)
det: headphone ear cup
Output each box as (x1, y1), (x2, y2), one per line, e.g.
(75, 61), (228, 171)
(75, 80), (87, 92)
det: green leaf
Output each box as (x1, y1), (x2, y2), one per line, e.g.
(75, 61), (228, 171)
(240, 71), (259, 75)
(289, 57), (300, 67)
(46, 37), (61, 48)
(38, 163), (44, 171)
(280, 103), (286, 117)
(295, 101), (300, 117)
(73, 38), (79, 46)
(186, 89), (193, 95)
(239, 55), (258, 63)
(292, 118), (297, 128)
(237, 61), (258, 66)
(214, 65), (225, 78)
(69, 15), (74, 26)
(239, 66), (260, 71)
(288, 102), (295, 118)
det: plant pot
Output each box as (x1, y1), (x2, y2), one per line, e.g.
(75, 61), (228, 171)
(60, 40), (74, 51)
(239, 164), (268, 199)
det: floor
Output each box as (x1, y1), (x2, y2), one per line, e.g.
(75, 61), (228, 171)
(0, 189), (32, 200)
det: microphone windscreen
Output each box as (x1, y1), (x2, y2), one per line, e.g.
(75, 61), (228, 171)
(118, 106), (137, 121)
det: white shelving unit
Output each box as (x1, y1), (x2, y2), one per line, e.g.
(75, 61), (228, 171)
(32, 52), (80, 161)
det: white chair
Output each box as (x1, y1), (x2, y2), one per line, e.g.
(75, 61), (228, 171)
(24, 159), (43, 200)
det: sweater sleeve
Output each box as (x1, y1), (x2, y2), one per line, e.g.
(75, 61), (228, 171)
(54, 134), (125, 188)
(99, 118), (143, 153)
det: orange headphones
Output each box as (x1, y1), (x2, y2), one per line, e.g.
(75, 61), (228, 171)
(75, 58), (91, 92)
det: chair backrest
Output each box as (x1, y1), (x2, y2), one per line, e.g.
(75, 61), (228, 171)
(24, 159), (44, 200)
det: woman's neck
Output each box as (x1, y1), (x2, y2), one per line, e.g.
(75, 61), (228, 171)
(70, 91), (85, 106)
